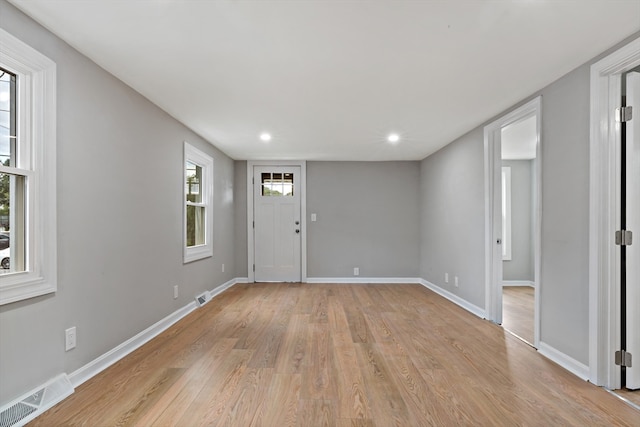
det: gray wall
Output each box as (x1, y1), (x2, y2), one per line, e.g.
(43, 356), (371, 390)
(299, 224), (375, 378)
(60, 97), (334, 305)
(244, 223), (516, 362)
(0, 1), (236, 403)
(538, 64), (591, 362)
(234, 160), (248, 277)
(419, 34), (640, 365)
(307, 161), (420, 278)
(419, 130), (486, 308)
(502, 160), (534, 282)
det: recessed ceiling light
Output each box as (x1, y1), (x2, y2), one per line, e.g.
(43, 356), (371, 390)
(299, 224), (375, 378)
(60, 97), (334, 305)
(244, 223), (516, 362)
(387, 133), (400, 144)
(260, 132), (272, 142)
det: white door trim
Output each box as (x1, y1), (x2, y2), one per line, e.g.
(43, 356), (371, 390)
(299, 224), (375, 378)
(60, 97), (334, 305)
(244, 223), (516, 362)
(247, 160), (307, 283)
(589, 36), (640, 389)
(484, 96), (542, 349)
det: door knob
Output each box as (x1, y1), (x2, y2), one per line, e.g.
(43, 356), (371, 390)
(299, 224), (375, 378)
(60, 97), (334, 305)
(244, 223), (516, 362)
(497, 238), (502, 245)
(295, 221), (300, 225)
(295, 229), (300, 233)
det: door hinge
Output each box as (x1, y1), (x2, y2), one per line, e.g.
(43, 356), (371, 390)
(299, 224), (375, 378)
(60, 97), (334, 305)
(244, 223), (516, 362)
(253, 264), (255, 272)
(615, 350), (632, 367)
(616, 106), (633, 122)
(253, 221), (255, 229)
(615, 230), (633, 246)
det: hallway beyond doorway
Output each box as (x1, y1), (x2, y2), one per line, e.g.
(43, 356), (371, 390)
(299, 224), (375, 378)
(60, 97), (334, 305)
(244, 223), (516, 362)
(502, 285), (534, 346)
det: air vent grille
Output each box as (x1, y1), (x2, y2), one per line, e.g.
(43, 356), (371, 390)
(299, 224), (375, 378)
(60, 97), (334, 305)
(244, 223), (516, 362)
(0, 401), (37, 427)
(195, 291), (212, 307)
(0, 375), (73, 427)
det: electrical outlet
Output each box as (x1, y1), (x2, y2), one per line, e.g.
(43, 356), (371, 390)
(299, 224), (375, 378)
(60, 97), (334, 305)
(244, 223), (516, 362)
(445, 273), (449, 283)
(311, 213), (317, 222)
(222, 263), (225, 273)
(354, 267), (360, 276)
(65, 327), (76, 351)
(174, 285), (179, 299)
(454, 276), (459, 287)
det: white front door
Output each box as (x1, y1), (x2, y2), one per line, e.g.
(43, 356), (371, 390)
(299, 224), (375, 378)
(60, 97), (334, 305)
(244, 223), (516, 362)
(253, 166), (301, 282)
(624, 71), (640, 389)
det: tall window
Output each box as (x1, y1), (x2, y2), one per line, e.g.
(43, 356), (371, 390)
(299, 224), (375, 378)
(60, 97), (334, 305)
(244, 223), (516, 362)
(0, 68), (25, 275)
(184, 142), (213, 263)
(502, 166), (512, 261)
(0, 29), (57, 305)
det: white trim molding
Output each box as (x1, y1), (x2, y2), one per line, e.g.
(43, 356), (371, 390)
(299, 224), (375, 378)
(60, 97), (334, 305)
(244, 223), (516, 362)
(419, 279), (486, 319)
(589, 36), (640, 389)
(183, 142), (214, 264)
(484, 96), (542, 346)
(538, 341), (590, 381)
(502, 280), (535, 287)
(0, 28), (57, 305)
(68, 277), (242, 388)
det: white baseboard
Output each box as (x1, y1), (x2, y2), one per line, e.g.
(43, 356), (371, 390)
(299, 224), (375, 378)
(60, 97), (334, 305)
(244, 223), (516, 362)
(68, 301), (197, 388)
(537, 341), (590, 381)
(305, 277), (422, 284)
(68, 277), (241, 389)
(502, 280), (535, 287)
(418, 279), (486, 319)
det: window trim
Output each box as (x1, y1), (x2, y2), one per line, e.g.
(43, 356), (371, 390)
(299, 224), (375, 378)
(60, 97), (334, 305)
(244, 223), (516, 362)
(0, 28), (57, 305)
(183, 142), (213, 263)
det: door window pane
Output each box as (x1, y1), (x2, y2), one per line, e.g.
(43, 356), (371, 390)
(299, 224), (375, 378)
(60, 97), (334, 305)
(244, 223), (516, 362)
(261, 171), (294, 196)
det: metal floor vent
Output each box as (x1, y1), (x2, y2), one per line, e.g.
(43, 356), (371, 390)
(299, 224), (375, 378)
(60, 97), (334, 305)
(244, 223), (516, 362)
(0, 375), (73, 427)
(0, 402), (37, 427)
(195, 290), (212, 307)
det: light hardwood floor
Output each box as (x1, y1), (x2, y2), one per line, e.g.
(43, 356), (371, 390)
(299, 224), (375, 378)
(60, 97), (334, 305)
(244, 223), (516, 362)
(502, 286), (534, 345)
(29, 283), (639, 426)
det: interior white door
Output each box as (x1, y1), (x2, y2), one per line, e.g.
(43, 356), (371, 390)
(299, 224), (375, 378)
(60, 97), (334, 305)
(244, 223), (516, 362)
(253, 166), (301, 282)
(625, 71), (640, 389)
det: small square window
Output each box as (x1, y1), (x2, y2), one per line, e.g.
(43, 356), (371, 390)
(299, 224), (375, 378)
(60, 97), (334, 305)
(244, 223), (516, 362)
(261, 171), (294, 197)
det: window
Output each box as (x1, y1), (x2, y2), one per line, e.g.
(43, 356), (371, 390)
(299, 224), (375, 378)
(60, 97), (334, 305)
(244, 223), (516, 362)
(0, 29), (57, 305)
(261, 172), (294, 196)
(502, 166), (512, 261)
(184, 142), (213, 263)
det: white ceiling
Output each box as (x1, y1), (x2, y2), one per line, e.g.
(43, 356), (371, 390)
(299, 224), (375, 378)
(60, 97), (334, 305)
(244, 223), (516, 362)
(8, 0), (640, 161)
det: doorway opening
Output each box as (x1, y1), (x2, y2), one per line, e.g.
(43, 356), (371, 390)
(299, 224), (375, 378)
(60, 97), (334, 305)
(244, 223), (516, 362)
(501, 115), (538, 345)
(484, 97), (541, 349)
(589, 37), (640, 392)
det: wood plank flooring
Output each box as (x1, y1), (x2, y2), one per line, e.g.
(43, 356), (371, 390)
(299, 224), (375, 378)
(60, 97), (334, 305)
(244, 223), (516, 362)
(29, 283), (639, 426)
(502, 286), (534, 345)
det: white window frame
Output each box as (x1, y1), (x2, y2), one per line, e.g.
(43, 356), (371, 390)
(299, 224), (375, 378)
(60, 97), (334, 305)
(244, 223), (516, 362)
(183, 142), (213, 263)
(501, 166), (512, 261)
(0, 29), (57, 305)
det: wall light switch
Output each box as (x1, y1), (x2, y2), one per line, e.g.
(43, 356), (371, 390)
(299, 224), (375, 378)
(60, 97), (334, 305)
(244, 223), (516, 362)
(311, 213), (317, 222)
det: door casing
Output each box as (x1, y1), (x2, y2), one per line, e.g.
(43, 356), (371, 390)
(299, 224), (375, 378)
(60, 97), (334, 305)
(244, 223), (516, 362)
(247, 160), (307, 283)
(484, 96), (542, 348)
(589, 37), (640, 389)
